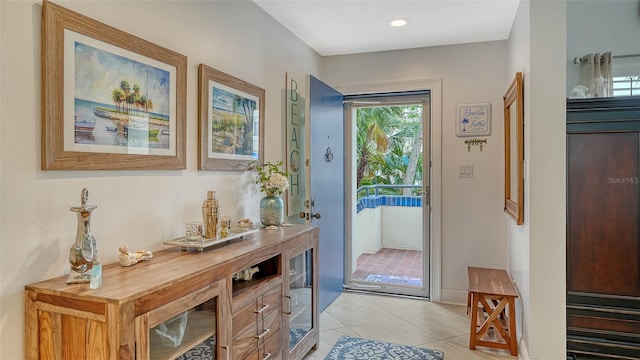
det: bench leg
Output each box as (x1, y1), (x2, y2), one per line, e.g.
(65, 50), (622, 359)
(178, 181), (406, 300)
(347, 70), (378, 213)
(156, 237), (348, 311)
(508, 297), (517, 356)
(469, 292), (477, 350)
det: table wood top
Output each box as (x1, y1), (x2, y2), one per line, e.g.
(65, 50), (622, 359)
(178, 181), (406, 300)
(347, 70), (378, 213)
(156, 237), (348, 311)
(25, 225), (316, 304)
(468, 266), (518, 297)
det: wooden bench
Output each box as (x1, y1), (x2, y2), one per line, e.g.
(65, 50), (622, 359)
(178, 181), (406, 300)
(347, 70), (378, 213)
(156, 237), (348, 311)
(467, 266), (519, 356)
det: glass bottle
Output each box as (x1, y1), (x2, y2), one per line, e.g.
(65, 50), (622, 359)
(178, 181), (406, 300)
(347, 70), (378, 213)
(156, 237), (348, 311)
(202, 191), (219, 239)
(67, 188), (98, 284)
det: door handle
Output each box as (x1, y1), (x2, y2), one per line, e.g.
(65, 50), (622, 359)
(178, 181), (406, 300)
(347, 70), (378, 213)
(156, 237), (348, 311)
(299, 212), (321, 220)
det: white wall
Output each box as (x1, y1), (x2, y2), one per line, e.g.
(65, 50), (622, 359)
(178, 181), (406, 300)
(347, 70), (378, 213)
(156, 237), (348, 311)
(323, 41), (509, 304)
(507, 0), (568, 359)
(528, 1), (567, 358)
(507, 0), (531, 353)
(381, 207), (422, 250)
(566, 0), (640, 94)
(354, 208), (382, 266)
(0, 1), (322, 358)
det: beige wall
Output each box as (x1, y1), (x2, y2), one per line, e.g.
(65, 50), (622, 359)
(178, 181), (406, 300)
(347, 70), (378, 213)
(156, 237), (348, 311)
(323, 41), (510, 304)
(0, 1), (321, 358)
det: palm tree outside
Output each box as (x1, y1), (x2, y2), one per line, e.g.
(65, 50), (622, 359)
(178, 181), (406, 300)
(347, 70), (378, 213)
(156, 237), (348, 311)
(356, 104), (423, 196)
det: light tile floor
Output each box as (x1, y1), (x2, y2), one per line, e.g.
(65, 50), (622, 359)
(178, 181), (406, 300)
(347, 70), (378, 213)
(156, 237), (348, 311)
(302, 291), (518, 360)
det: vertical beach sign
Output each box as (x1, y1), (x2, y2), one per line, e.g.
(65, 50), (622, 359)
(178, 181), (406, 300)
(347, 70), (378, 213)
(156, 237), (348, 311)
(286, 73), (306, 217)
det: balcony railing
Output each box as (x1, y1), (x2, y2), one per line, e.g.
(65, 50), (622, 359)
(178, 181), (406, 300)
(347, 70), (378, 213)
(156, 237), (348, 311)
(356, 184), (423, 213)
(353, 185), (425, 267)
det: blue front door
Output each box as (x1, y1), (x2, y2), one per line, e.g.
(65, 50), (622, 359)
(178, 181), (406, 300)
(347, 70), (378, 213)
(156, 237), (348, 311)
(308, 75), (344, 312)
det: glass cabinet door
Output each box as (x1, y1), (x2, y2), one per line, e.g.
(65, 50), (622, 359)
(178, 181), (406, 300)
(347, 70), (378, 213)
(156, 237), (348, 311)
(137, 280), (227, 360)
(287, 248), (314, 350)
(149, 299), (217, 359)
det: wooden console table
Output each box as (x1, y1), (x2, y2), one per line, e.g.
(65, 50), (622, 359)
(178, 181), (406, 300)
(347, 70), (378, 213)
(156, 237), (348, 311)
(25, 225), (319, 360)
(467, 266), (518, 356)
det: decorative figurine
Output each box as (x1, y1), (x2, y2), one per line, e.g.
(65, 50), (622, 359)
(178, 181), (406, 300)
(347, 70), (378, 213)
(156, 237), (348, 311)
(232, 266), (260, 281)
(118, 245), (153, 267)
(67, 188), (98, 284)
(236, 218), (254, 229)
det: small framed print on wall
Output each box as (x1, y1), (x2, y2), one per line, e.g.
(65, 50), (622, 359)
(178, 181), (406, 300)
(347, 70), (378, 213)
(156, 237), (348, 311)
(198, 64), (264, 171)
(455, 103), (491, 137)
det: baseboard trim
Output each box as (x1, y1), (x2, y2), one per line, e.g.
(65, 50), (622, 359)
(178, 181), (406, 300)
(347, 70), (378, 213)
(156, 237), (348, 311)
(441, 289), (467, 305)
(518, 337), (529, 360)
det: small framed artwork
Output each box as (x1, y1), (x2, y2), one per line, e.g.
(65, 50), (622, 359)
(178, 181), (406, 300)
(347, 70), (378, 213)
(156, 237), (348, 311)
(41, 0), (187, 170)
(455, 103), (491, 137)
(198, 64), (264, 171)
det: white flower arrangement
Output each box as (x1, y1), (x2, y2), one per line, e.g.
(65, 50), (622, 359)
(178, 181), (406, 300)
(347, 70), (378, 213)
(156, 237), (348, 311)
(250, 161), (290, 196)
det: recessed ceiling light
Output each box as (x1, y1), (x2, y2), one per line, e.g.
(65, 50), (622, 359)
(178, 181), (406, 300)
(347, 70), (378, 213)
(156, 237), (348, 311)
(388, 18), (410, 27)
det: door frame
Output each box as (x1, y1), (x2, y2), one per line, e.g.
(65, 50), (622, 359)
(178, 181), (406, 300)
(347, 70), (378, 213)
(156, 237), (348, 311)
(336, 79), (442, 301)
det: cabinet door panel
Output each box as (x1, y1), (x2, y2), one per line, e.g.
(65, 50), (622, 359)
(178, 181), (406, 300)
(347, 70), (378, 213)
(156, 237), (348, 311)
(567, 132), (640, 296)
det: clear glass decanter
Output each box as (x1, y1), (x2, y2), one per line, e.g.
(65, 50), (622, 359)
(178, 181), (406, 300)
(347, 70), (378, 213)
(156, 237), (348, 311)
(67, 188), (98, 284)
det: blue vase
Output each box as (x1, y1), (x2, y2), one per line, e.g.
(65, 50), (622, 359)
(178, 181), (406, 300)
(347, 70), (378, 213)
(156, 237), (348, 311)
(260, 195), (284, 226)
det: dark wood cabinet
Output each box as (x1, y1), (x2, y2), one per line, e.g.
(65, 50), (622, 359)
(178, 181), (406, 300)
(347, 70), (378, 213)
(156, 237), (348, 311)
(566, 97), (640, 359)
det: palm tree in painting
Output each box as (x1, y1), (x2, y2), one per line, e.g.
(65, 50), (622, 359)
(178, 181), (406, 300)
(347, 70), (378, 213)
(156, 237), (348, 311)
(132, 84), (141, 115)
(112, 88), (124, 113)
(234, 97), (256, 155)
(119, 80), (131, 113)
(107, 80), (154, 118)
(139, 95), (148, 115)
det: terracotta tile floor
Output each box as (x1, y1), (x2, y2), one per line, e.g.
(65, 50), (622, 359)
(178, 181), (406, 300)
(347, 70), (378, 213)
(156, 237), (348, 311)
(351, 248), (423, 283)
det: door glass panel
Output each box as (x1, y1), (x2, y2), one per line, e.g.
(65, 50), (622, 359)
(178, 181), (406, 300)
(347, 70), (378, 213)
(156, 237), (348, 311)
(149, 298), (217, 360)
(289, 249), (313, 349)
(346, 94), (430, 298)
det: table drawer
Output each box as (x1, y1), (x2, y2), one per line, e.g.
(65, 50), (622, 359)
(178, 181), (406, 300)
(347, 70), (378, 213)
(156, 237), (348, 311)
(245, 329), (283, 360)
(233, 283), (283, 360)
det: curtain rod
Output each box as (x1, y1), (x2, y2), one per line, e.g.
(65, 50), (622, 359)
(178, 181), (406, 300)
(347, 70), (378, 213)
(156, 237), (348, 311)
(573, 53), (639, 64)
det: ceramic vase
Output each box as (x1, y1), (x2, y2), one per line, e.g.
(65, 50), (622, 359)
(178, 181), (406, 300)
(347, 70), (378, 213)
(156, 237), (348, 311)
(260, 194), (284, 226)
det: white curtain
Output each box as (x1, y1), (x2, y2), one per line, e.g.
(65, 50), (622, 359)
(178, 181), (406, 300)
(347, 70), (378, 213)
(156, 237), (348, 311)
(601, 52), (613, 97)
(578, 52), (613, 97)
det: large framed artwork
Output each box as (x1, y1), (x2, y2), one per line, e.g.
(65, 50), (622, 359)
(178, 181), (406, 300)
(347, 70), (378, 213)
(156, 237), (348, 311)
(41, 0), (187, 170)
(198, 64), (264, 171)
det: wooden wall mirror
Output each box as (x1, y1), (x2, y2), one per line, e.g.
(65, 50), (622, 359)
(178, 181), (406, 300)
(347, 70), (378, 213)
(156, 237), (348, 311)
(504, 72), (524, 225)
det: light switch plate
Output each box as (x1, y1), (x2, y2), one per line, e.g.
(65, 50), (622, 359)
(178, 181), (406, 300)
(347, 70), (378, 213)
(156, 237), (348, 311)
(459, 164), (473, 178)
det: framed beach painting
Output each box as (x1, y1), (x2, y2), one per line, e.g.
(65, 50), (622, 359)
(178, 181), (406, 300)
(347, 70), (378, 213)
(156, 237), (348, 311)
(41, 0), (186, 170)
(198, 64), (264, 171)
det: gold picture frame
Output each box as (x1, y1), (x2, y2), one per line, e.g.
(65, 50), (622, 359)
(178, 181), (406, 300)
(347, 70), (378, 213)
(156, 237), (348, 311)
(504, 72), (524, 225)
(198, 64), (264, 171)
(41, 0), (187, 170)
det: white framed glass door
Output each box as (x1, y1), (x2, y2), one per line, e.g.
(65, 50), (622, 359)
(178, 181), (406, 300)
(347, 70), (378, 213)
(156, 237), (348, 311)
(344, 92), (430, 298)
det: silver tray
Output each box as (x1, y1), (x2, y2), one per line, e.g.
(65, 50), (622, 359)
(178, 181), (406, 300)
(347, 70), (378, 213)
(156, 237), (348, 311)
(163, 228), (259, 251)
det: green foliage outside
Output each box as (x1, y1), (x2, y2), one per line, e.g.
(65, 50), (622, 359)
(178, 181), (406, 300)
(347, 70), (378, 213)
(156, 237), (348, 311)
(356, 105), (423, 198)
